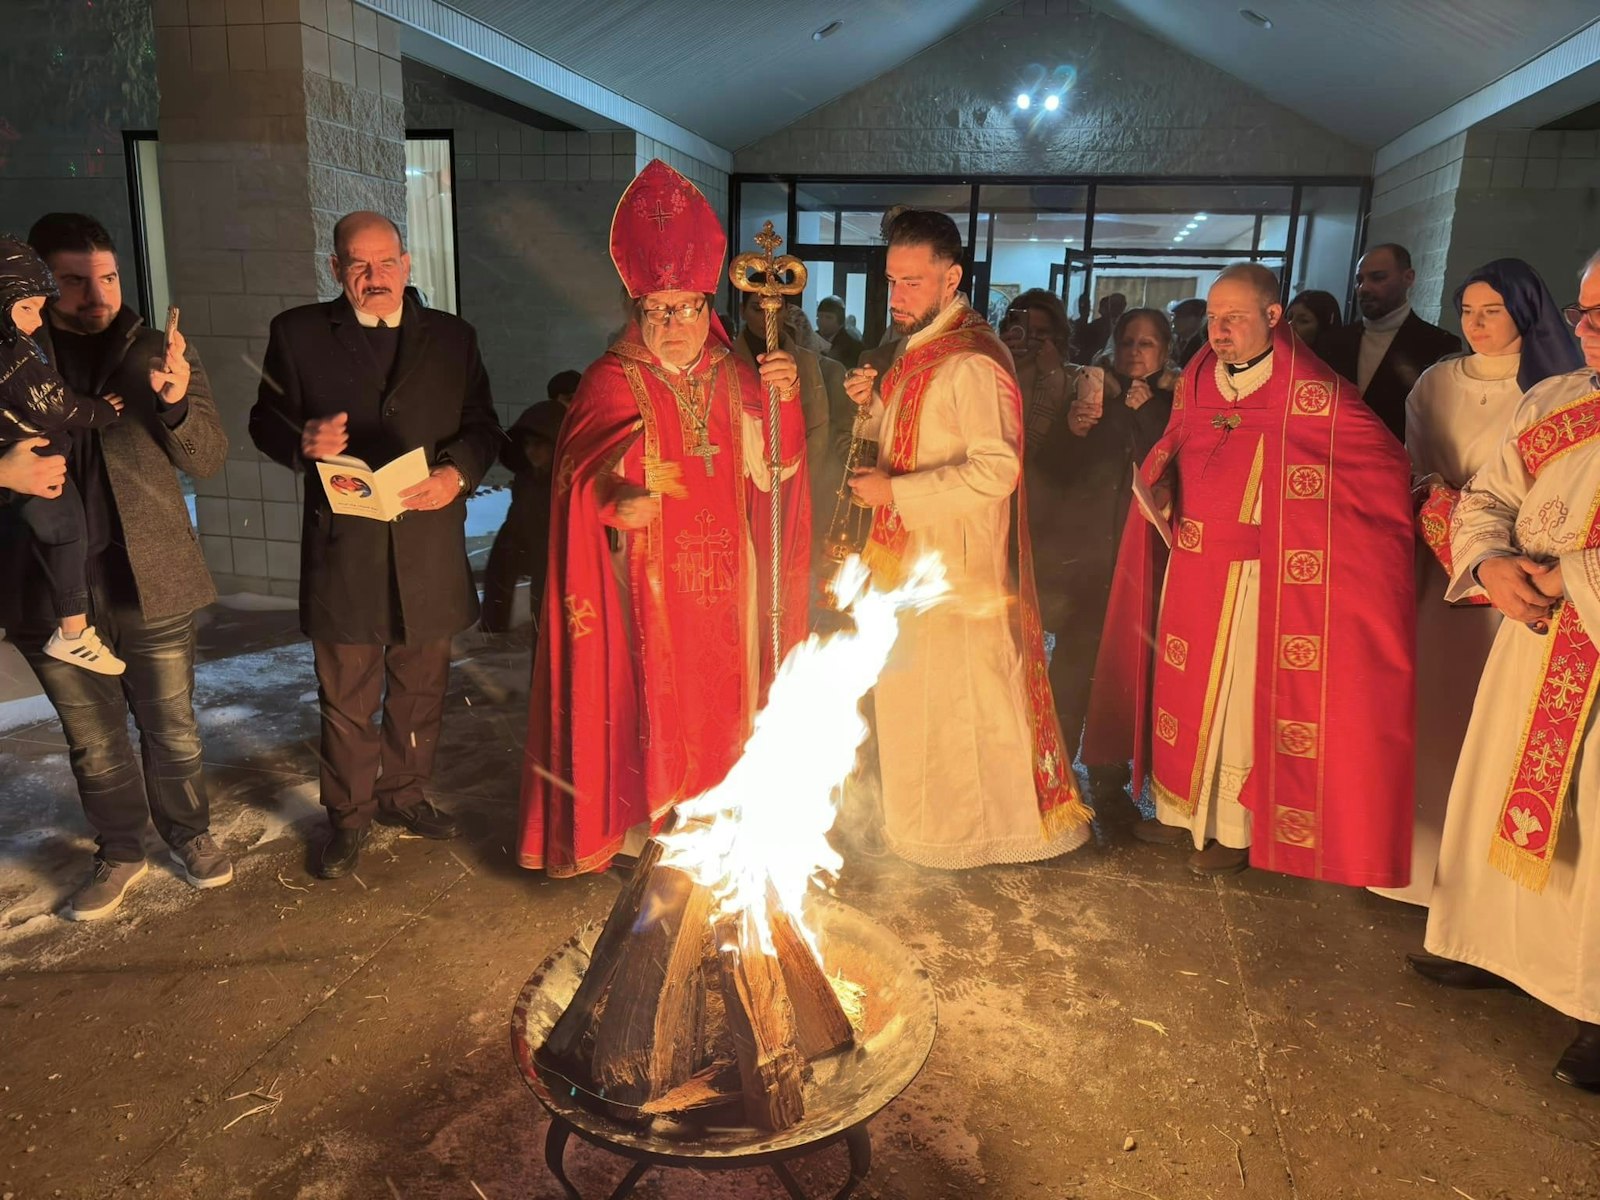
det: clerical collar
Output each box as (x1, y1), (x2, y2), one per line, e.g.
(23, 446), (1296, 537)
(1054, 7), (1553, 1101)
(1223, 345), (1274, 375)
(1362, 302), (1410, 334)
(354, 300), (403, 328)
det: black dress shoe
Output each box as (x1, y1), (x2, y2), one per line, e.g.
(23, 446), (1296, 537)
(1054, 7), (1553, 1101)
(1406, 952), (1523, 991)
(317, 826), (369, 879)
(1553, 1023), (1600, 1091)
(375, 798), (459, 840)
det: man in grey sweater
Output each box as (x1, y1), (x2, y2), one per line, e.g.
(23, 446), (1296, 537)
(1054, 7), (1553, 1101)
(0, 212), (231, 920)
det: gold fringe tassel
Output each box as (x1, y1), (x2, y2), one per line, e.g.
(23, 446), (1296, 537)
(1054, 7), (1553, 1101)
(1487, 837), (1553, 894)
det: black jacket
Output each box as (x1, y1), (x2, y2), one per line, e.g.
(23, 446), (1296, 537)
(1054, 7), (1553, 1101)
(1319, 310), (1461, 441)
(0, 333), (118, 451)
(249, 294), (501, 645)
(0, 308), (226, 631)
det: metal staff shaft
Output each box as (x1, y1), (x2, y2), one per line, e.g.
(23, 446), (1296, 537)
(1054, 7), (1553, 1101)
(762, 296), (784, 676)
(729, 221), (807, 679)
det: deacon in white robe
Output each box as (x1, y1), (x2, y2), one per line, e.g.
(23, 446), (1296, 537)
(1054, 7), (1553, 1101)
(1425, 362), (1600, 1077)
(855, 298), (1088, 868)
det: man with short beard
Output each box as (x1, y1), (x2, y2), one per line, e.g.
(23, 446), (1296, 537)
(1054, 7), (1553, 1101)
(843, 209), (1090, 868)
(0, 211), (231, 919)
(1088, 263), (1415, 882)
(1318, 243), (1460, 439)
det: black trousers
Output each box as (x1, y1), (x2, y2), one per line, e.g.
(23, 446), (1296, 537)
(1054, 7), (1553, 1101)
(14, 578), (210, 863)
(311, 638), (451, 829)
(16, 477), (89, 620)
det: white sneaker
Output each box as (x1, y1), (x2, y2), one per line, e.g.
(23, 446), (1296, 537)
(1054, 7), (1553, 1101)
(44, 626), (126, 675)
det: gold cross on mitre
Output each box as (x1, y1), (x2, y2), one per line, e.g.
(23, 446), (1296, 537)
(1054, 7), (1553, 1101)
(728, 221), (809, 353)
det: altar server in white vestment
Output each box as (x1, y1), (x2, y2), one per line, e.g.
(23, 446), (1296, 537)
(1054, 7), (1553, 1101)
(1410, 251), (1600, 1092)
(844, 210), (1090, 869)
(1375, 258), (1582, 906)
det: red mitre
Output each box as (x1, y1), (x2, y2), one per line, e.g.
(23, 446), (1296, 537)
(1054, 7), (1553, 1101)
(610, 159), (726, 298)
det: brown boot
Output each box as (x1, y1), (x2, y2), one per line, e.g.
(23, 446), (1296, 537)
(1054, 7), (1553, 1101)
(1188, 842), (1249, 875)
(1132, 819), (1190, 846)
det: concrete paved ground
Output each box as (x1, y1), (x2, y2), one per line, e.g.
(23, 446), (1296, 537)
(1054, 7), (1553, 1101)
(1, 611), (1597, 1200)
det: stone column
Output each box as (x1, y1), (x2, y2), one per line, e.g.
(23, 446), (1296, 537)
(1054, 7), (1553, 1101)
(152, 0), (405, 598)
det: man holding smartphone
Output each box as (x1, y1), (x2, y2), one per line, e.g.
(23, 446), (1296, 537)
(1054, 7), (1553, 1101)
(0, 212), (231, 920)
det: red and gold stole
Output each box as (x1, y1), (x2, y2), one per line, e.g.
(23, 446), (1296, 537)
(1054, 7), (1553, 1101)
(1492, 386), (1600, 890)
(863, 302), (1089, 835)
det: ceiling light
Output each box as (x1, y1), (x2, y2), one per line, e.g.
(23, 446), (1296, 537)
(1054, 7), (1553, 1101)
(1185, 222), (1198, 230)
(1194, 213), (1209, 221)
(812, 20), (842, 41)
(1238, 8), (1273, 30)
(1173, 235), (1185, 243)
(1043, 94), (1060, 112)
(1016, 93), (1031, 110)
(1029, 236), (1039, 242)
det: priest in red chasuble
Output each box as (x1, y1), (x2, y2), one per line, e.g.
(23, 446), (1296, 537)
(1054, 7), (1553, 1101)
(845, 210), (1091, 868)
(1087, 263), (1415, 883)
(518, 160), (810, 877)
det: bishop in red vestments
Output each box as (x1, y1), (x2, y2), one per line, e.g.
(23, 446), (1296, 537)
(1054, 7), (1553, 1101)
(1087, 264), (1415, 885)
(518, 161), (810, 876)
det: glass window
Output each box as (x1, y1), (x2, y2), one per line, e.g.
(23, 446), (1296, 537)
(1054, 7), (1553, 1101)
(1091, 184), (1294, 253)
(1291, 186), (1363, 313)
(405, 134), (458, 313)
(737, 179), (790, 256)
(978, 184), (1088, 317)
(792, 181), (970, 248)
(123, 132), (170, 325)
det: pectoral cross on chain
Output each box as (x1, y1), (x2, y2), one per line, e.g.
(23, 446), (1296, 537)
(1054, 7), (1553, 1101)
(689, 438), (721, 476)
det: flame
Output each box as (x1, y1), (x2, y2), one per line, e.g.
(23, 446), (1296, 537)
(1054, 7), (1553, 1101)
(656, 554), (948, 956)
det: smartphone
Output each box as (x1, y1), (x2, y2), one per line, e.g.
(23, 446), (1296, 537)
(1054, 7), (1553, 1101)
(163, 305), (180, 354)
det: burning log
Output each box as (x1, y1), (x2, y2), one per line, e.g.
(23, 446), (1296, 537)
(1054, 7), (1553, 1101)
(537, 839), (854, 1132)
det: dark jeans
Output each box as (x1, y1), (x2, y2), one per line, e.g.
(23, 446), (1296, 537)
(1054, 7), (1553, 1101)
(16, 477), (89, 621)
(15, 587), (210, 864)
(312, 638), (451, 829)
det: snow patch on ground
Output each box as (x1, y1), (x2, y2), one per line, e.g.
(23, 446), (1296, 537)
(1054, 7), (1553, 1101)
(0, 691), (57, 733)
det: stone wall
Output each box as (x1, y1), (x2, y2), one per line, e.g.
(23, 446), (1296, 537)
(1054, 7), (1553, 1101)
(0, 0), (158, 262)
(1370, 127), (1600, 326)
(734, 0), (1369, 178)
(158, 0), (407, 597)
(403, 68), (636, 430)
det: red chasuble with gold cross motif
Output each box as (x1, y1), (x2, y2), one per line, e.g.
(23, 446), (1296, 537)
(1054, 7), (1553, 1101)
(1086, 323), (1415, 886)
(517, 322), (810, 876)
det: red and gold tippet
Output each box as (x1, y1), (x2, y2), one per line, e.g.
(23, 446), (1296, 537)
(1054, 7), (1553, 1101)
(863, 303), (1090, 837)
(1489, 390), (1600, 890)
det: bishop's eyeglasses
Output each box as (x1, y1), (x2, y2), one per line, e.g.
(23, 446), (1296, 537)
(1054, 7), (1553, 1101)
(1562, 302), (1600, 331)
(640, 299), (708, 326)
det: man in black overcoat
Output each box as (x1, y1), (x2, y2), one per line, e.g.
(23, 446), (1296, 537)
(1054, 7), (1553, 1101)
(249, 211), (501, 878)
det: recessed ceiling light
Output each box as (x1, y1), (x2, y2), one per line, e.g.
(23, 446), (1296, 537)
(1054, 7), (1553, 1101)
(1043, 94), (1060, 112)
(1238, 8), (1273, 30)
(1016, 93), (1031, 110)
(1185, 222), (1198, 230)
(1195, 213), (1209, 221)
(1173, 235), (1185, 243)
(1029, 236), (1039, 242)
(812, 20), (843, 41)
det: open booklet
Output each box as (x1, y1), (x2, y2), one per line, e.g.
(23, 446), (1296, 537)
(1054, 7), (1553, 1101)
(316, 447), (430, 521)
(1130, 466), (1173, 548)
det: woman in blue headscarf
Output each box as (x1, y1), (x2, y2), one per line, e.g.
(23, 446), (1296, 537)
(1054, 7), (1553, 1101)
(1373, 257), (1581, 908)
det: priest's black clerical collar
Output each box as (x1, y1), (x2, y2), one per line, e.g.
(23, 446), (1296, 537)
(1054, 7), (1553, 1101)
(1223, 346), (1273, 375)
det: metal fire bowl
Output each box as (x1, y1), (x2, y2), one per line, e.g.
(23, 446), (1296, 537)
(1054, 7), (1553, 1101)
(511, 894), (937, 1160)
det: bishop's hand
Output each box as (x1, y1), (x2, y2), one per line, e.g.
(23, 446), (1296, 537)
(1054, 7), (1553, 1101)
(756, 349), (799, 398)
(604, 483), (661, 530)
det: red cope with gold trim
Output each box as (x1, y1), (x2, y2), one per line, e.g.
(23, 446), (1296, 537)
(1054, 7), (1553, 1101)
(1085, 323), (1416, 886)
(862, 304), (1090, 835)
(520, 157), (809, 876)
(1489, 388), (1600, 891)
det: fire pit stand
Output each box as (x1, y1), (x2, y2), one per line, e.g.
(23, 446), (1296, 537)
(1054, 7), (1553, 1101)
(512, 897), (936, 1200)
